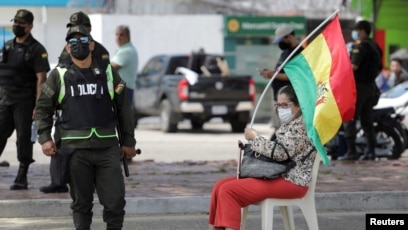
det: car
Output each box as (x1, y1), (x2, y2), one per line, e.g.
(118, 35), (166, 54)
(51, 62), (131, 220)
(133, 53), (255, 133)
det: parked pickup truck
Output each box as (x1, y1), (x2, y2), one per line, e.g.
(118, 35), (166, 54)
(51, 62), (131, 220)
(133, 53), (255, 133)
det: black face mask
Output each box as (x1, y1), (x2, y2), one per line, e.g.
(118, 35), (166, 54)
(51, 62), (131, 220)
(70, 42), (90, 60)
(12, 25), (26, 38)
(278, 41), (291, 50)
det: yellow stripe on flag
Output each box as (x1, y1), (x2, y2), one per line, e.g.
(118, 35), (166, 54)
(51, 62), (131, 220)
(302, 34), (342, 144)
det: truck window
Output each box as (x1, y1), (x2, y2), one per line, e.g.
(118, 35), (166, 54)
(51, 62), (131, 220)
(141, 58), (165, 76)
(166, 57), (189, 75)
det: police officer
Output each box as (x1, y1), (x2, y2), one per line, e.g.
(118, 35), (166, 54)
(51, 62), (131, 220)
(35, 25), (136, 229)
(40, 11), (111, 194)
(339, 20), (381, 161)
(0, 9), (50, 190)
(59, 11), (110, 67)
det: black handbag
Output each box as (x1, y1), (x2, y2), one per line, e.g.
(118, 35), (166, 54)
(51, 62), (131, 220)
(238, 142), (296, 179)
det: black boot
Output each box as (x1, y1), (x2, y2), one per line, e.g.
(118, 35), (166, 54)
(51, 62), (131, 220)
(10, 163), (29, 190)
(360, 132), (376, 161)
(359, 146), (376, 161)
(338, 138), (358, 161)
(73, 212), (93, 230)
(40, 183), (69, 193)
(359, 152), (376, 161)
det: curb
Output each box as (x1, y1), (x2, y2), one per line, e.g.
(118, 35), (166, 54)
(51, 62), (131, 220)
(0, 191), (407, 218)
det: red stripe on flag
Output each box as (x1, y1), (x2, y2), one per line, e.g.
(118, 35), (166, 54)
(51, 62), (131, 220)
(322, 15), (356, 122)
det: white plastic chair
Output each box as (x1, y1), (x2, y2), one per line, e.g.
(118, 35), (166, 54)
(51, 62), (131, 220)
(241, 154), (321, 230)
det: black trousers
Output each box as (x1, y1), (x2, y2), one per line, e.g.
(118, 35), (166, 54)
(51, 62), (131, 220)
(69, 145), (125, 230)
(343, 83), (377, 152)
(0, 98), (35, 164)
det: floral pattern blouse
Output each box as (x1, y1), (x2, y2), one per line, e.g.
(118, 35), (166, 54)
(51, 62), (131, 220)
(249, 115), (317, 187)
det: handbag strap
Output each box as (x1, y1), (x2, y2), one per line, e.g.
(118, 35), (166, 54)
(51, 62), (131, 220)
(300, 147), (316, 163)
(271, 141), (291, 160)
(271, 142), (315, 163)
(240, 140), (315, 163)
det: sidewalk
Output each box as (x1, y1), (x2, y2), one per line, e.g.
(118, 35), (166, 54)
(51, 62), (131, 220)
(1, 210), (395, 230)
(1, 157), (408, 217)
(1, 119), (408, 218)
(1, 156), (408, 200)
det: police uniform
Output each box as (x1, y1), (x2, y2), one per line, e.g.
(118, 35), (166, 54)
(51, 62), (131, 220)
(35, 25), (135, 229)
(0, 9), (50, 190)
(342, 37), (380, 160)
(40, 11), (111, 194)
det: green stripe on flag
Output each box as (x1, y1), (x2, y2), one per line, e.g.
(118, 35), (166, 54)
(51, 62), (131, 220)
(285, 54), (331, 165)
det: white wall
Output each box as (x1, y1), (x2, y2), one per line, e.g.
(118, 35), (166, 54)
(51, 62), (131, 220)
(0, 7), (224, 71)
(0, 6), (88, 66)
(90, 14), (224, 70)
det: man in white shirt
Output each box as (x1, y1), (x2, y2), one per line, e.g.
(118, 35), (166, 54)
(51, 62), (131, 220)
(111, 25), (138, 104)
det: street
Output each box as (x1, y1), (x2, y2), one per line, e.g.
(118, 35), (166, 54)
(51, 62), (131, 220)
(1, 118), (407, 230)
(1, 117), (270, 166)
(0, 211), (375, 230)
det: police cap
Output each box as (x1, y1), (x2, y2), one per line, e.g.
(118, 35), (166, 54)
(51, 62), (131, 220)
(66, 11), (91, 28)
(13, 9), (34, 24)
(65, 25), (92, 42)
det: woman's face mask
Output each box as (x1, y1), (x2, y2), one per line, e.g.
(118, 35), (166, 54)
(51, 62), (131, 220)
(351, 30), (359, 41)
(278, 108), (294, 124)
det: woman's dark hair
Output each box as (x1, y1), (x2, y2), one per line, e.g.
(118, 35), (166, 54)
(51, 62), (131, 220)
(391, 58), (402, 65)
(278, 85), (299, 106)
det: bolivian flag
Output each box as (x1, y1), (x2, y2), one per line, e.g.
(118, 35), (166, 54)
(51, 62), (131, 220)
(284, 15), (356, 165)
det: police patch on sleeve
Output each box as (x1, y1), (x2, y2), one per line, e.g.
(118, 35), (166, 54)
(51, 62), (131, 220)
(114, 80), (126, 94)
(101, 54), (109, 60)
(351, 48), (359, 54)
(41, 83), (55, 98)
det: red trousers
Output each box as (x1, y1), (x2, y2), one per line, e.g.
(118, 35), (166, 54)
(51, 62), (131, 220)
(208, 176), (308, 230)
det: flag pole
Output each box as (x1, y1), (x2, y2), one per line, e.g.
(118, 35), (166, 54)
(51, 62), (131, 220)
(250, 9), (340, 127)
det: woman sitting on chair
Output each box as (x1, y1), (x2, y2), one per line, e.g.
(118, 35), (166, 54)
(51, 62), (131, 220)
(208, 85), (317, 230)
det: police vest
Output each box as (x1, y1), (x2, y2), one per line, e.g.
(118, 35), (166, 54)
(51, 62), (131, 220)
(56, 64), (116, 141)
(0, 41), (36, 88)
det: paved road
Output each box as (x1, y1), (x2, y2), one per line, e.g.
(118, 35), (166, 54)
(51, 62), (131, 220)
(3, 210), (408, 230)
(2, 118), (268, 166)
(0, 211), (396, 230)
(1, 118), (408, 229)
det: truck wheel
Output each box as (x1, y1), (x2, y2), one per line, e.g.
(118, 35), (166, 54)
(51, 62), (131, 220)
(230, 112), (249, 133)
(160, 99), (177, 133)
(191, 119), (204, 130)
